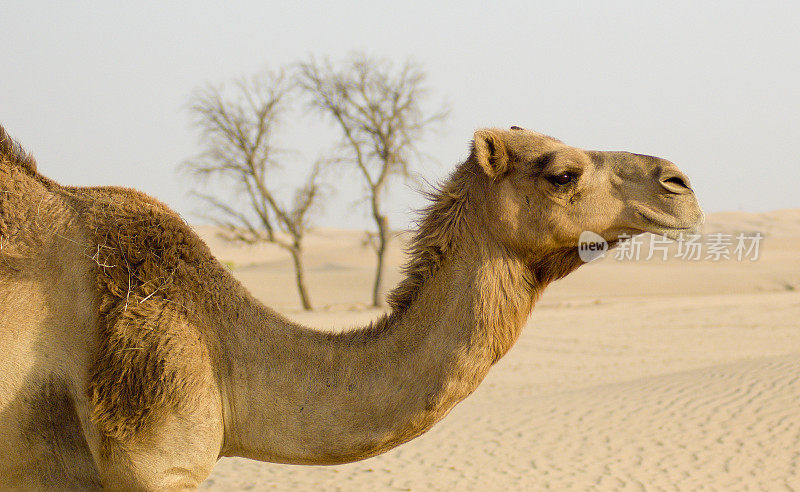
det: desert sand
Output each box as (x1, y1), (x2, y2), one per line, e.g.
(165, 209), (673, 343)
(198, 210), (800, 491)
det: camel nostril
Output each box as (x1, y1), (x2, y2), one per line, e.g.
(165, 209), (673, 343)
(664, 176), (687, 188)
(660, 174), (692, 193)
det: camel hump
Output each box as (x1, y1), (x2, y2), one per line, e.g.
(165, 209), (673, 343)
(0, 124), (37, 173)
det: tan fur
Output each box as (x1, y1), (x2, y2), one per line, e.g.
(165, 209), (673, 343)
(0, 125), (702, 489)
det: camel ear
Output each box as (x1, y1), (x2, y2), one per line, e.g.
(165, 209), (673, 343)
(473, 130), (509, 178)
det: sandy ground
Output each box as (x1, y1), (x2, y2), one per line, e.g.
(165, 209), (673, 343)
(197, 210), (800, 491)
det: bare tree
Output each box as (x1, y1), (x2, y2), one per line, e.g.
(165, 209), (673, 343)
(296, 54), (447, 307)
(184, 69), (322, 310)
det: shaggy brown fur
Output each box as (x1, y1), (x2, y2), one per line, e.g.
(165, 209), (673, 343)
(0, 137), (225, 446)
(0, 125), (37, 172)
(387, 160), (476, 312)
(68, 186), (226, 442)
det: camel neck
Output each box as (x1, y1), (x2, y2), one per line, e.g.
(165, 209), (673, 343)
(218, 239), (540, 465)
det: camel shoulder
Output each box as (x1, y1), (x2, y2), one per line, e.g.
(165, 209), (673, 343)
(67, 185), (228, 443)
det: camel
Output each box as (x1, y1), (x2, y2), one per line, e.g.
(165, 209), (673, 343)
(0, 124), (702, 489)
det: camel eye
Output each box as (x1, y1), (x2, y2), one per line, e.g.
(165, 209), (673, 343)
(548, 173), (575, 186)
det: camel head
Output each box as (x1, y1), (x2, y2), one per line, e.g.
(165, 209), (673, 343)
(469, 126), (703, 266)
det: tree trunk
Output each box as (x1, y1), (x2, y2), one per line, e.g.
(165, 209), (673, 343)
(371, 214), (389, 307)
(289, 246), (313, 310)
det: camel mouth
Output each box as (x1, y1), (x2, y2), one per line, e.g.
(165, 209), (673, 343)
(633, 206), (704, 240)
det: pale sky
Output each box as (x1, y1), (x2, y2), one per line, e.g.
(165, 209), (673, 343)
(2, 1), (798, 230)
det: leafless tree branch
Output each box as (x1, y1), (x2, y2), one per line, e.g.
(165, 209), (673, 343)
(183, 68), (320, 310)
(296, 53), (448, 306)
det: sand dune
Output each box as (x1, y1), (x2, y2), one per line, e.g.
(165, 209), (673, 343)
(199, 210), (800, 490)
